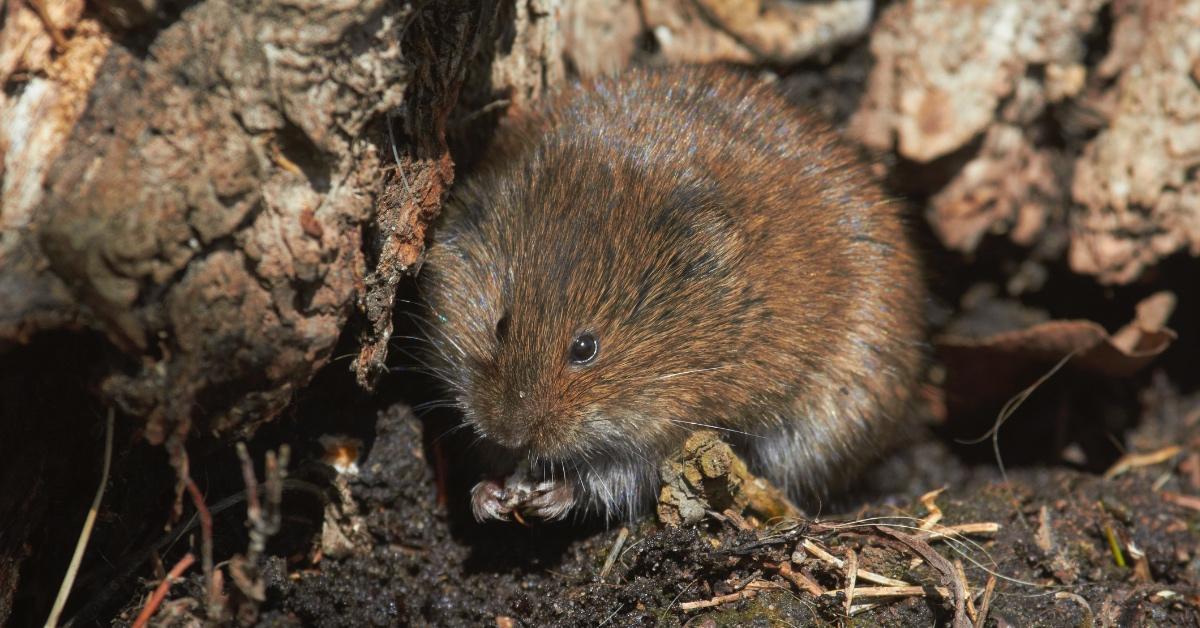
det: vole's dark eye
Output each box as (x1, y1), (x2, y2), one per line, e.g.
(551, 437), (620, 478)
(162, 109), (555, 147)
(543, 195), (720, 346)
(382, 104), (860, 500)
(495, 313), (510, 341)
(568, 332), (599, 365)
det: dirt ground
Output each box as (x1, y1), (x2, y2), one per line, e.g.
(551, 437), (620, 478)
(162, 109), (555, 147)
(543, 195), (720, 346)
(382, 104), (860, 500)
(58, 368), (1198, 627)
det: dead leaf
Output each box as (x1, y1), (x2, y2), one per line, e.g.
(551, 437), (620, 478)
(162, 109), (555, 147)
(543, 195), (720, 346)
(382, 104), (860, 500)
(937, 292), (1176, 415)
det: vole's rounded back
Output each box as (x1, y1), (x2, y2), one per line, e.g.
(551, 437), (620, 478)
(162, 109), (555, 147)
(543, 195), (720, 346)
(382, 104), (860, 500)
(420, 66), (925, 520)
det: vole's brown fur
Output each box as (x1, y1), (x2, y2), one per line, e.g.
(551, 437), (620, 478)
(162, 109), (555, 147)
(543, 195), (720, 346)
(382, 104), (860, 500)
(420, 66), (925, 521)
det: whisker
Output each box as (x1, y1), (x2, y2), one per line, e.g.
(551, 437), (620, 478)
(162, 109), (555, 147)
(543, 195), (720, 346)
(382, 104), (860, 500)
(412, 398), (458, 411)
(666, 419), (765, 439)
(390, 348), (461, 387)
(394, 298), (436, 312)
(406, 313), (468, 359)
(650, 364), (739, 382)
(431, 421), (474, 445)
(388, 335), (434, 346)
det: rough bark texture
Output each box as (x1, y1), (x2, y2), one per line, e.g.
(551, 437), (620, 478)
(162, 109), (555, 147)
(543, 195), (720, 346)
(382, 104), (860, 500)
(1069, 0), (1200, 284)
(37, 0), (417, 445)
(643, 0), (872, 65)
(851, 0), (1104, 163)
(354, 0), (565, 389)
(2, 0), (567, 444)
(0, 0), (540, 619)
(851, 0), (1200, 284)
(0, 0), (109, 345)
(562, 0), (640, 77)
(850, 0), (1104, 257)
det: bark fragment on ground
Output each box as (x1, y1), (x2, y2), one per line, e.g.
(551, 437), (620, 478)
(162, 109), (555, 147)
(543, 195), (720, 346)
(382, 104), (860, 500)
(657, 430), (802, 526)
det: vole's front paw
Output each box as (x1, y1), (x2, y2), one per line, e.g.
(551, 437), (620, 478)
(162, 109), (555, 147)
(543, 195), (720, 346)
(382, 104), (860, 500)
(470, 475), (575, 523)
(519, 479), (575, 521)
(470, 479), (514, 522)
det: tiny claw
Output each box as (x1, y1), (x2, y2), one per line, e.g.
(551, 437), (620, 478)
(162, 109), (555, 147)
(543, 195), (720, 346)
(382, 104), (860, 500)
(521, 480), (575, 521)
(471, 479), (513, 522)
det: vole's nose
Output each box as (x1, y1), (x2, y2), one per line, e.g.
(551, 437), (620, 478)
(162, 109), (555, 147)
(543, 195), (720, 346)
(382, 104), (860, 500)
(487, 390), (569, 453)
(483, 389), (536, 448)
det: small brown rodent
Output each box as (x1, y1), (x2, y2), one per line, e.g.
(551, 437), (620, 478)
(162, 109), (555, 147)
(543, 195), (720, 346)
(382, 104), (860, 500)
(419, 66), (925, 522)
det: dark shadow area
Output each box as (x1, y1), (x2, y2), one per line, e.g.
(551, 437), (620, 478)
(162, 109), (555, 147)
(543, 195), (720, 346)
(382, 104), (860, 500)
(2, 332), (111, 627)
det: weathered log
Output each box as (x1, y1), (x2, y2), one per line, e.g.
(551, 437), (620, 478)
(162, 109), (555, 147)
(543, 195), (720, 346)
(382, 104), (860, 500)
(0, 0), (573, 620)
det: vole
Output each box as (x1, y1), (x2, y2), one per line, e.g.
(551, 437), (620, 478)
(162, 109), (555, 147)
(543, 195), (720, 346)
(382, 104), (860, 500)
(418, 66), (926, 522)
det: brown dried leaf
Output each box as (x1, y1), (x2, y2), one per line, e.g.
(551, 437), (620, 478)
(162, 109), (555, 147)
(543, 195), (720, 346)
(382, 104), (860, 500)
(937, 292), (1177, 413)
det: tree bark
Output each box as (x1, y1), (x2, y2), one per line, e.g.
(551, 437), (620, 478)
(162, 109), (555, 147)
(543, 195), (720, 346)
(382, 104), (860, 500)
(0, 0), (570, 619)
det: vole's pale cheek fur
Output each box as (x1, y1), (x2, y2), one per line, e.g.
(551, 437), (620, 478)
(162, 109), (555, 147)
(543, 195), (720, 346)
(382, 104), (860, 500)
(574, 455), (661, 520)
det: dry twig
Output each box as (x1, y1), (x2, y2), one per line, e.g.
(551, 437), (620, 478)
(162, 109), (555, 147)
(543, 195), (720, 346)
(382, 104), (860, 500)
(679, 580), (780, 611)
(914, 522), (1001, 542)
(1104, 445), (1182, 479)
(955, 559), (976, 622)
(771, 561), (824, 596)
(236, 444), (261, 530)
(131, 553), (196, 628)
(823, 585), (950, 599)
(974, 575), (997, 628)
(1161, 491), (1200, 512)
(184, 478), (219, 621)
(876, 527), (971, 628)
(844, 548), (858, 616)
(599, 527), (629, 580)
(918, 488), (947, 530)
(801, 539), (911, 587)
(46, 408), (115, 627)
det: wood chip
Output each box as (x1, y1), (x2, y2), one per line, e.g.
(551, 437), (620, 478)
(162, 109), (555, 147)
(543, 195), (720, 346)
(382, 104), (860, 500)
(823, 585), (951, 599)
(679, 580), (779, 611)
(801, 539), (911, 587)
(1104, 445), (1182, 479)
(919, 488), (947, 530)
(844, 548), (859, 615)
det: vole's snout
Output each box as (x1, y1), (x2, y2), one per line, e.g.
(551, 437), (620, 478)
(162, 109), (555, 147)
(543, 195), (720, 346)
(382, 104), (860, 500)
(478, 391), (569, 454)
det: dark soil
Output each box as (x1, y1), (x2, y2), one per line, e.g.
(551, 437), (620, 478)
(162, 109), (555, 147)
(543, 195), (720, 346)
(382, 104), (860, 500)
(51, 368), (1196, 627)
